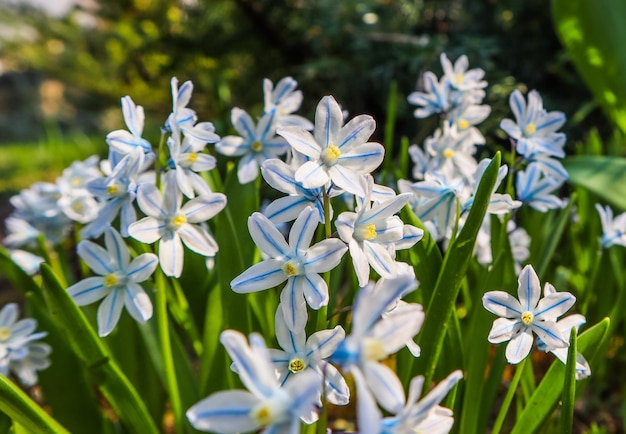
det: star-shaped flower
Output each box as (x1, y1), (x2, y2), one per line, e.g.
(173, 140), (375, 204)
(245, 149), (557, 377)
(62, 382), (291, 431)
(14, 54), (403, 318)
(482, 264), (575, 364)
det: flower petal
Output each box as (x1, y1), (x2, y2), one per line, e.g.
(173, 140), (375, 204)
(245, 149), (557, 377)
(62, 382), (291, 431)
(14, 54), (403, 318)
(104, 227), (130, 269)
(159, 232), (184, 278)
(505, 327), (533, 364)
(517, 265), (541, 311)
(482, 291), (523, 318)
(534, 292), (576, 321)
(363, 361), (405, 414)
(186, 390), (261, 433)
(123, 282), (153, 323)
(274, 307), (306, 353)
(280, 277), (307, 331)
(327, 165), (367, 197)
(97, 289), (125, 337)
(128, 217), (167, 244)
(67, 277), (110, 306)
(304, 239), (347, 274)
(487, 317), (522, 343)
(231, 259), (286, 293)
(77, 240), (115, 275)
(295, 161), (329, 189)
(126, 253), (159, 283)
(247, 212), (290, 258)
(300, 273), (329, 310)
(179, 224), (219, 257)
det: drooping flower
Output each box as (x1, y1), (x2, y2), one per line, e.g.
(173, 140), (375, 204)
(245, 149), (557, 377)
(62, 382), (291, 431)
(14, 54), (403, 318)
(128, 171), (226, 278)
(186, 330), (322, 433)
(231, 207), (347, 331)
(516, 162), (564, 212)
(482, 264), (575, 364)
(106, 96), (154, 157)
(277, 95), (385, 197)
(263, 76), (314, 130)
(67, 227), (158, 337)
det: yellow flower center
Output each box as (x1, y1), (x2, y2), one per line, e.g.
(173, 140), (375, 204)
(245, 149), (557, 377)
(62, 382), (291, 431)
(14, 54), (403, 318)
(443, 149), (455, 159)
(525, 123), (536, 135)
(70, 177), (83, 187)
(106, 185), (120, 196)
(288, 357), (306, 373)
(187, 152), (198, 164)
(170, 213), (187, 229)
(321, 144), (341, 166)
(251, 404), (273, 427)
(251, 140), (263, 152)
(455, 73), (464, 85)
(364, 224), (377, 240)
(72, 202), (84, 212)
(103, 273), (119, 288)
(521, 311), (534, 325)
(0, 327), (11, 341)
(362, 337), (387, 361)
(458, 119), (469, 129)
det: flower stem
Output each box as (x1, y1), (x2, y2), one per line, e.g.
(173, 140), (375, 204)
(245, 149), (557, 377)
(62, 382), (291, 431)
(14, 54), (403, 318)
(156, 270), (183, 434)
(492, 357), (527, 434)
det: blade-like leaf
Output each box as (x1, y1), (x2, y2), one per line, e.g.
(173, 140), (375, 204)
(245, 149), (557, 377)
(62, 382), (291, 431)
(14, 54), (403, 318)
(564, 156), (626, 211)
(553, 0), (626, 133)
(559, 328), (577, 434)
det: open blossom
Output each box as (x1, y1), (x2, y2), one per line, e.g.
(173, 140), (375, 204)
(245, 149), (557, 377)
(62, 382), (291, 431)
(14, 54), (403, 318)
(269, 306), (349, 405)
(231, 207), (347, 331)
(482, 264), (575, 364)
(67, 227), (158, 337)
(336, 176), (422, 287)
(263, 76), (313, 130)
(216, 108), (289, 184)
(0, 303), (51, 386)
(596, 203), (626, 249)
(187, 330), (321, 433)
(106, 96), (153, 157)
(277, 95), (385, 197)
(128, 171), (226, 278)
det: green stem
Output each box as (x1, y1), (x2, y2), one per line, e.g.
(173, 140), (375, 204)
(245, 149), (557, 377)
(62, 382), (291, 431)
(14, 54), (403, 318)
(581, 248), (603, 315)
(156, 271), (183, 434)
(169, 277), (203, 356)
(492, 358), (527, 434)
(155, 130), (168, 188)
(36, 235), (67, 287)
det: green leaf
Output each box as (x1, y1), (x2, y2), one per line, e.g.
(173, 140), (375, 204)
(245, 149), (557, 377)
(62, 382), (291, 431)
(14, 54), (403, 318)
(413, 152), (501, 386)
(510, 317), (610, 434)
(559, 328), (577, 434)
(564, 156), (626, 211)
(39, 264), (159, 434)
(0, 375), (69, 434)
(552, 0), (626, 133)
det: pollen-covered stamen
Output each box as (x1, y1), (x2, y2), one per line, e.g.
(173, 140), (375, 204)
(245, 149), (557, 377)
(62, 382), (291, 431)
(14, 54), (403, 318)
(170, 213), (187, 229)
(281, 259), (303, 276)
(443, 149), (455, 159)
(321, 144), (341, 166)
(521, 311), (534, 325)
(186, 152), (198, 164)
(0, 327), (11, 341)
(525, 123), (536, 135)
(103, 273), (119, 288)
(362, 337), (387, 361)
(455, 73), (464, 86)
(106, 184), (121, 196)
(355, 224), (377, 241)
(288, 357), (307, 373)
(251, 140), (263, 152)
(458, 119), (469, 129)
(70, 177), (83, 188)
(250, 396), (289, 427)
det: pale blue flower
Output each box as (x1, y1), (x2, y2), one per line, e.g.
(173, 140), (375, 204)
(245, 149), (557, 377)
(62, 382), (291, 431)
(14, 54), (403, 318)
(336, 176), (422, 287)
(269, 306), (349, 405)
(263, 77), (314, 130)
(380, 370), (462, 434)
(446, 102), (491, 145)
(8, 249), (45, 276)
(516, 162), (564, 212)
(128, 171), (226, 278)
(216, 108), (290, 184)
(408, 144), (431, 180)
(500, 90), (566, 159)
(596, 204), (626, 249)
(407, 71), (452, 118)
(330, 275), (423, 432)
(277, 95), (385, 197)
(440, 53), (487, 92)
(67, 227), (158, 337)
(461, 158), (521, 215)
(186, 330), (322, 433)
(0, 303), (50, 386)
(231, 207), (347, 331)
(82, 149), (146, 238)
(423, 123), (478, 181)
(482, 264), (575, 364)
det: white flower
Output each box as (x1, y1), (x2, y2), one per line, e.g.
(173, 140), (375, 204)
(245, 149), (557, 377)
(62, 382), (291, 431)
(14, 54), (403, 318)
(231, 207), (347, 331)
(67, 227), (158, 336)
(186, 330), (321, 433)
(263, 76), (314, 130)
(596, 203), (626, 249)
(336, 176), (422, 287)
(128, 171), (226, 278)
(482, 264), (575, 364)
(278, 95), (385, 197)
